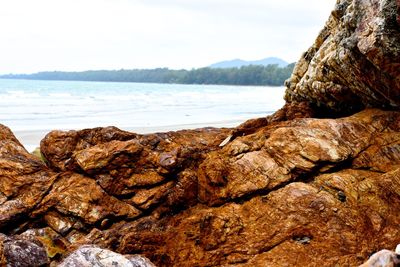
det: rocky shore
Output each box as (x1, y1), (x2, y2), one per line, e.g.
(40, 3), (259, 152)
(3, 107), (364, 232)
(1, 0), (400, 266)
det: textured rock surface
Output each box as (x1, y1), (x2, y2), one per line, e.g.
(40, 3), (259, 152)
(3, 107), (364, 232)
(199, 108), (400, 205)
(40, 126), (229, 216)
(58, 245), (155, 267)
(0, 109), (400, 266)
(1, 0), (400, 266)
(0, 125), (57, 230)
(0, 124), (230, 265)
(285, 0), (400, 112)
(76, 109), (400, 267)
(0, 233), (49, 266)
(360, 247), (400, 267)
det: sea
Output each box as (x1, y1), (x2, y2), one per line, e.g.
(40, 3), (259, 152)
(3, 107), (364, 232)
(0, 79), (285, 150)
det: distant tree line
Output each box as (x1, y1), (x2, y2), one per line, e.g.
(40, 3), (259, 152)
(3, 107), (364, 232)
(1, 63), (295, 86)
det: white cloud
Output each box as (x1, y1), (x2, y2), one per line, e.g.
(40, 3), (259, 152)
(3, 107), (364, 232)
(0, 0), (336, 73)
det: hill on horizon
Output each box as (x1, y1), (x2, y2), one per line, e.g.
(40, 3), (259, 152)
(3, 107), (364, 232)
(209, 57), (288, 68)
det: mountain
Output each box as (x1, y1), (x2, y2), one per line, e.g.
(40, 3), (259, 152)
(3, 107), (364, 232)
(209, 57), (288, 68)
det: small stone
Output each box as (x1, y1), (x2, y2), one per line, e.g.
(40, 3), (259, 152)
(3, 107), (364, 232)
(338, 191), (346, 202)
(293, 236), (312, 245)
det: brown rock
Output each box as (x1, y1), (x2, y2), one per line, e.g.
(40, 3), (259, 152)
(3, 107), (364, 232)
(1, 2), (400, 264)
(41, 127), (229, 175)
(33, 172), (141, 225)
(2, 106), (400, 266)
(127, 181), (175, 210)
(222, 101), (316, 146)
(40, 127), (230, 213)
(2, 106), (400, 267)
(73, 139), (144, 172)
(199, 109), (400, 205)
(37, 109), (396, 266)
(40, 126), (137, 171)
(98, 168), (400, 267)
(0, 125), (57, 230)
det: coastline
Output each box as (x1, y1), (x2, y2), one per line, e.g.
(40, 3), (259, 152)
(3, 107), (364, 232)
(13, 119), (243, 152)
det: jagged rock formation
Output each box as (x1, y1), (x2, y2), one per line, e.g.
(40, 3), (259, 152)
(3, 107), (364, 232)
(74, 109), (400, 266)
(0, 0), (400, 266)
(285, 0), (400, 113)
(0, 125), (230, 265)
(0, 107), (400, 266)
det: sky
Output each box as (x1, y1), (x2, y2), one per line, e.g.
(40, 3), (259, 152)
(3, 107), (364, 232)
(0, 0), (336, 74)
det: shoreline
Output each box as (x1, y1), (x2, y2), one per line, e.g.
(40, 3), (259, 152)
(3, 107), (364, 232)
(13, 119), (244, 152)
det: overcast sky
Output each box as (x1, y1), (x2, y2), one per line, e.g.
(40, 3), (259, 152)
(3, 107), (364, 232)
(0, 0), (336, 74)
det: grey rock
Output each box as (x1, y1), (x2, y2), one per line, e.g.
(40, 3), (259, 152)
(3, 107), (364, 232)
(58, 245), (155, 267)
(359, 249), (400, 267)
(0, 234), (49, 267)
(285, 0), (400, 113)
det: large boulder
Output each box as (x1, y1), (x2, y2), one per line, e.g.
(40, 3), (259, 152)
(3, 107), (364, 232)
(80, 109), (400, 266)
(0, 109), (400, 266)
(0, 125), (57, 229)
(285, 0), (400, 113)
(40, 126), (230, 215)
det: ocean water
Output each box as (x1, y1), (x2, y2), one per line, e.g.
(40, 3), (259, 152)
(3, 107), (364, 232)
(0, 79), (285, 147)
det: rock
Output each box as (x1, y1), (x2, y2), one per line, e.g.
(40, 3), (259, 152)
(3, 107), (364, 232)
(58, 245), (155, 267)
(1, 0), (400, 265)
(0, 125), (57, 230)
(19, 227), (68, 259)
(1, 107), (400, 266)
(359, 248), (400, 267)
(33, 172), (142, 225)
(40, 127), (230, 214)
(55, 109), (399, 267)
(41, 127), (229, 175)
(285, 0), (400, 112)
(221, 101), (316, 146)
(40, 126), (138, 172)
(0, 233), (49, 267)
(100, 168), (400, 266)
(199, 109), (400, 205)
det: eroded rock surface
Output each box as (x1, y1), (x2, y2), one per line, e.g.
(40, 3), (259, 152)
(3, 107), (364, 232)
(1, 0), (400, 266)
(0, 233), (49, 267)
(285, 0), (400, 112)
(199, 109), (400, 205)
(78, 109), (400, 267)
(0, 125), (57, 230)
(0, 124), (231, 265)
(1, 109), (398, 266)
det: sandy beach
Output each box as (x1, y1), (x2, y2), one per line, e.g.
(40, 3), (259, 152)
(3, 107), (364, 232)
(13, 119), (244, 152)
(2, 79), (284, 153)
